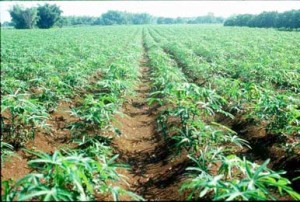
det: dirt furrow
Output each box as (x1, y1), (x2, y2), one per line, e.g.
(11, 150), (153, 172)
(111, 39), (188, 201)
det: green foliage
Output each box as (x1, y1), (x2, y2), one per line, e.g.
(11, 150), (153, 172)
(9, 5), (38, 29)
(1, 25), (299, 201)
(149, 25), (300, 134)
(1, 142), (17, 164)
(250, 93), (300, 134)
(182, 157), (300, 200)
(143, 26), (299, 200)
(1, 91), (49, 147)
(102, 10), (129, 25)
(2, 140), (144, 201)
(1, 26), (142, 142)
(1, 26), (143, 200)
(7, 6), (225, 28)
(224, 9), (300, 29)
(37, 4), (62, 29)
(71, 93), (119, 128)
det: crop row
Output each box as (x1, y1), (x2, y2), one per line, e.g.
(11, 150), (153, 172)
(144, 27), (299, 200)
(1, 27), (144, 201)
(151, 25), (300, 93)
(1, 26), (139, 147)
(148, 25), (300, 140)
(148, 26), (300, 192)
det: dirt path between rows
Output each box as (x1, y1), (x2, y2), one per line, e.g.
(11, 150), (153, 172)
(2, 34), (190, 201)
(110, 42), (189, 201)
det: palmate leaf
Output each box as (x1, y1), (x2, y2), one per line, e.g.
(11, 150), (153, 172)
(17, 186), (74, 201)
(253, 180), (275, 200)
(1, 180), (14, 201)
(293, 174), (300, 181)
(109, 186), (146, 201)
(18, 189), (52, 201)
(147, 97), (164, 106)
(29, 158), (62, 166)
(0, 98), (10, 113)
(72, 174), (89, 201)
(186, 166), (205, 173)
(244, 157), (254, 179)
(186, 154), (204, 171)
(18, 186), (66, 201)
(1, 142), (19, 163)
(111, 186), (120, 201)
(107, 154), (119, 165)
(121, 190), (145, 201)
(45, 187), (74, 201)
(215, 182), (250, 201)
(285, 189), (300, 200)
(218, 155), (240, 178)
(17, 173), (44, 186)
(27, 150), (63, 168)
(199, 187), (210, 198)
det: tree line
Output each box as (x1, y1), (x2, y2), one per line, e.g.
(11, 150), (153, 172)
(56, 11), (224, 27)
(6, 4), (298, 30)
(8, 4), (62, 29)
(3, 4), (224, 29)
(224, 10), (300, 29)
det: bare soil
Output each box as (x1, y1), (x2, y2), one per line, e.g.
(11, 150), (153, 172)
(1, 101), (78, 181)
(217, 113), (300, 192)
(108, 51), (189, 201)
(3, 34), (298, 200)
(1, 69), (105, 182)
(1, 47), (190, 201)
(160, 42), (300, 194)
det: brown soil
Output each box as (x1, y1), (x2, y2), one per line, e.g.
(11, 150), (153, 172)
(1, 67), (105, 182)
(216, 113), (300, 192)
(1, 44), (190, 200)
(1, 153), (30, 181)
(4, 31), (297, 200)
(1, 101), (78, 181)
(108, 49), (189, 201)
(161, 38), (300, 194)
(158, 39), (300, 195)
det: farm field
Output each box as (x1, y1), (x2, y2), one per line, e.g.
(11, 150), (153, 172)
(1, 25), (300, 201)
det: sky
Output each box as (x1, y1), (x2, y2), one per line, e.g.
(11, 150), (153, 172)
(1, 1), (300, 23)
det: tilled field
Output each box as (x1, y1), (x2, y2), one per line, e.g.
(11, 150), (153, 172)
(1, 25), (300, 201)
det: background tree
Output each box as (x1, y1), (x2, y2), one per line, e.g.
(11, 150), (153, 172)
(224, 15), (252, 27)
(37, 4), (62, 29)
(101, 10), (127, 25)
(157, 17), (175, 24)
(175, 17), (188, 24)
(55, 16), (100, 27)
(254, 11), (278, 28)
(93, 17), (103, 25)
(132, 13), (152, 24)
(187, 13), (224, 24)
(277, 10), (300, 29)
(224, 9), (300, 29)
(1, 21), (15, 27)
(9, 5), (38, 29)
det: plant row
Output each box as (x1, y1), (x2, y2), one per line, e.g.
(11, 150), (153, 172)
(148, 26), (300, 137)
(143, 27), (300, 200)
(1, 26), (139, 147)
(1, 27), (145, 201)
